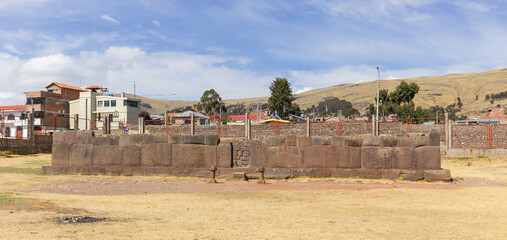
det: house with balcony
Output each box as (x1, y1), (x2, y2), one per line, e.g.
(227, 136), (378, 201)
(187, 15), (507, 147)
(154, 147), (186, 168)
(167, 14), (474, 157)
(0, 105), (30, 139)
(69, 87), (141, 130)
(25, 82), (86, 134)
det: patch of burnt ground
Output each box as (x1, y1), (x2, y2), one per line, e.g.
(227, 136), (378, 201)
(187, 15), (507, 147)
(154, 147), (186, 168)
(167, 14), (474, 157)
(53, 216), (106, 224)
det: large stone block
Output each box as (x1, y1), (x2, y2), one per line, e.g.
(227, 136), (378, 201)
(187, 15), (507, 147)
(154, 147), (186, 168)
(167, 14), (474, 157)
(77, 130), (95, 144)
(204, 135), (219, 146)
(414, 146), (441, 170)
(393, 147), (414, 169)
(69, 144), (93, 167)
(429, 132), (440, 146)
(181, 135), (205, 144)
(303, 145), (334, 168)
(93, 145), (123, 166)
(53, 131), (65, 143)
(285, 135), (297, 146)
(312, 136), (331, 145)
(380, 136), (398, 147)
(361, 146), (394, 169)
(345, 136), (363, 147)
(119, 134), (150, 146)
(203, 145), (217, 167)
(92, 136), (106, 146)
(362, 136), (380, 146)
(153, 134), (168, 143)
(410, 135), (430, 148)
(382, 169), (401, 180)
(296, 137), (313, 148)
(172, 144), (206, 167)
(64, 131), (77, 145)
(330, 137), (347, 146)
(217, 142), (233, 168)
(106, 135), (120, 145)
(424, 169), (451, 182)
(266, 146), (279, 168)
(52, 143), (70, 167)
(122, 145), (141, 167)
(334, 146), (361, 169)
(168, 135), (182, 144)
(141, 143), (172, 167)
(331, 168), (350, 178)
(266, 136), (286, 147)
(247, 140), (265, 167)
(276, 145), (304, 168)
(396, 137), (412, 147)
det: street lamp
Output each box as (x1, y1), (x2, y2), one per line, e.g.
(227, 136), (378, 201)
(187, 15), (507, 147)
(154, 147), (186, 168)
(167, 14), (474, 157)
(165, 93), (176, 125)
(376, 66), (381, 136)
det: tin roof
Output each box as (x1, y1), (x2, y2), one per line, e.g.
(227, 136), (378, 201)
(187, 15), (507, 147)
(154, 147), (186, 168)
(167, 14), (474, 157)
(172, 110), (210, 119)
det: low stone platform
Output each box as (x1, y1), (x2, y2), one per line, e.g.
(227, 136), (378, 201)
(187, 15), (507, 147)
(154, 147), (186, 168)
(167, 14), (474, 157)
(42, 131), (451, 182)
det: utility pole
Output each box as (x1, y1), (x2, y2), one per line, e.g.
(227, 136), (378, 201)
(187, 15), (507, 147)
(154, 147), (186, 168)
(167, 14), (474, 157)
(164, 100), (167, 126)
(376, 66), (381, 136)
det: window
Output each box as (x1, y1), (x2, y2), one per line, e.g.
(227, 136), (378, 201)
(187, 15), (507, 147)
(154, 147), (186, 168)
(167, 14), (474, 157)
(124, 100), (127, 106)
(4, 127), (10, 137)
(111, 100), (116, 107)
(104, 100), (110, 107)
(7, 114), (15, 120)
(26, 97), (44, 105)
(128, 101), (138, 108)
(98, 101), (103, 107)
(0, 115), (2, 121)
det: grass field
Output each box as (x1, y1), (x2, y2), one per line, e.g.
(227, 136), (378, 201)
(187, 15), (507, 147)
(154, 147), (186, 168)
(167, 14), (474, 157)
(0, 154), (506, 239)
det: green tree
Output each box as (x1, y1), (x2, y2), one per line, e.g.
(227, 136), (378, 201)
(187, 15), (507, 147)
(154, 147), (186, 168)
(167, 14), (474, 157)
(345, 108), (360, 118)
(194, 89), (227, 115)
(389, 81), (419, 104)
(268, 78), (294, 119)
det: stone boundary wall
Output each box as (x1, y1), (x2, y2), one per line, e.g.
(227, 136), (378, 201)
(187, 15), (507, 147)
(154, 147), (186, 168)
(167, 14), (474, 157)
(0, 135), (52, 154)
(42, 131), (450, 181)
(145, 122), (444, 140)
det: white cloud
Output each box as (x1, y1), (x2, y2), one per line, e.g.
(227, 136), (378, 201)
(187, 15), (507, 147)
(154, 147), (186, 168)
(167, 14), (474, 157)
(3, 44), (23, 55)
(101, 14), (120, 24)
(307, 0), (436, 21)
(453, 1), (490, 12)
(152, 20), (161, 26)
(295, 87), (314, 94)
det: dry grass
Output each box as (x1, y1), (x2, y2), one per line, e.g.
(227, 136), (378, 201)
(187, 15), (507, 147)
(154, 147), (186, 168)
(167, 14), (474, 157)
(0, 154), (506, 239)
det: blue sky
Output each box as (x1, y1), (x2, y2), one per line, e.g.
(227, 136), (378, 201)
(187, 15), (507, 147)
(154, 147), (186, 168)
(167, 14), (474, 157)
(1, 0), (506, 105)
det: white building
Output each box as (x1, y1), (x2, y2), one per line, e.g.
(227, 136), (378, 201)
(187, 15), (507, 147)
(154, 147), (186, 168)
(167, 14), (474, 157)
(69, 87), (141, 130)
(0, 105), (30, 139)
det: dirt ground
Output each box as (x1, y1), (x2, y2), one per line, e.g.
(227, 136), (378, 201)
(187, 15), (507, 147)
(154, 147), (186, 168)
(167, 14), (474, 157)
(0, 153), (506, 239)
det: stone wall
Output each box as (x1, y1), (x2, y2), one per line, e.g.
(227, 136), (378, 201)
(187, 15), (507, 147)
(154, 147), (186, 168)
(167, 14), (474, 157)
(146, 122), (443, 140)
(452, 125), (488, 148)
(0, 135), (52, 154)
(43, 131), (450, 181)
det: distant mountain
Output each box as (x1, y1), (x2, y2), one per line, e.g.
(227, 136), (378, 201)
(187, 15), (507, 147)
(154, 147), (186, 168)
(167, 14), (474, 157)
(133, 68), (507, 117)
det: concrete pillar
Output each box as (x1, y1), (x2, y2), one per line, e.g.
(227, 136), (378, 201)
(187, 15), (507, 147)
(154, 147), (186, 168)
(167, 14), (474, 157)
(372, 116), (376, 136)
(247, 119), (251, 140)
(191, 114), (195, 135)
(244, 112), (248, 139)
(138, 117), (144, 134)
(306, 117), (310, 137)
(29, 109), (34, 141)
(445, 113), (450, 150)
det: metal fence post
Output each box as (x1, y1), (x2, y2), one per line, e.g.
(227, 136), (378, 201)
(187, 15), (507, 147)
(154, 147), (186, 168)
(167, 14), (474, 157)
(191, 114), (195, 135)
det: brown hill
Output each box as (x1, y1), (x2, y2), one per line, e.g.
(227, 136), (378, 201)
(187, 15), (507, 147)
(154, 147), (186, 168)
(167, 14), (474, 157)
(136, 68), (507, 117)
